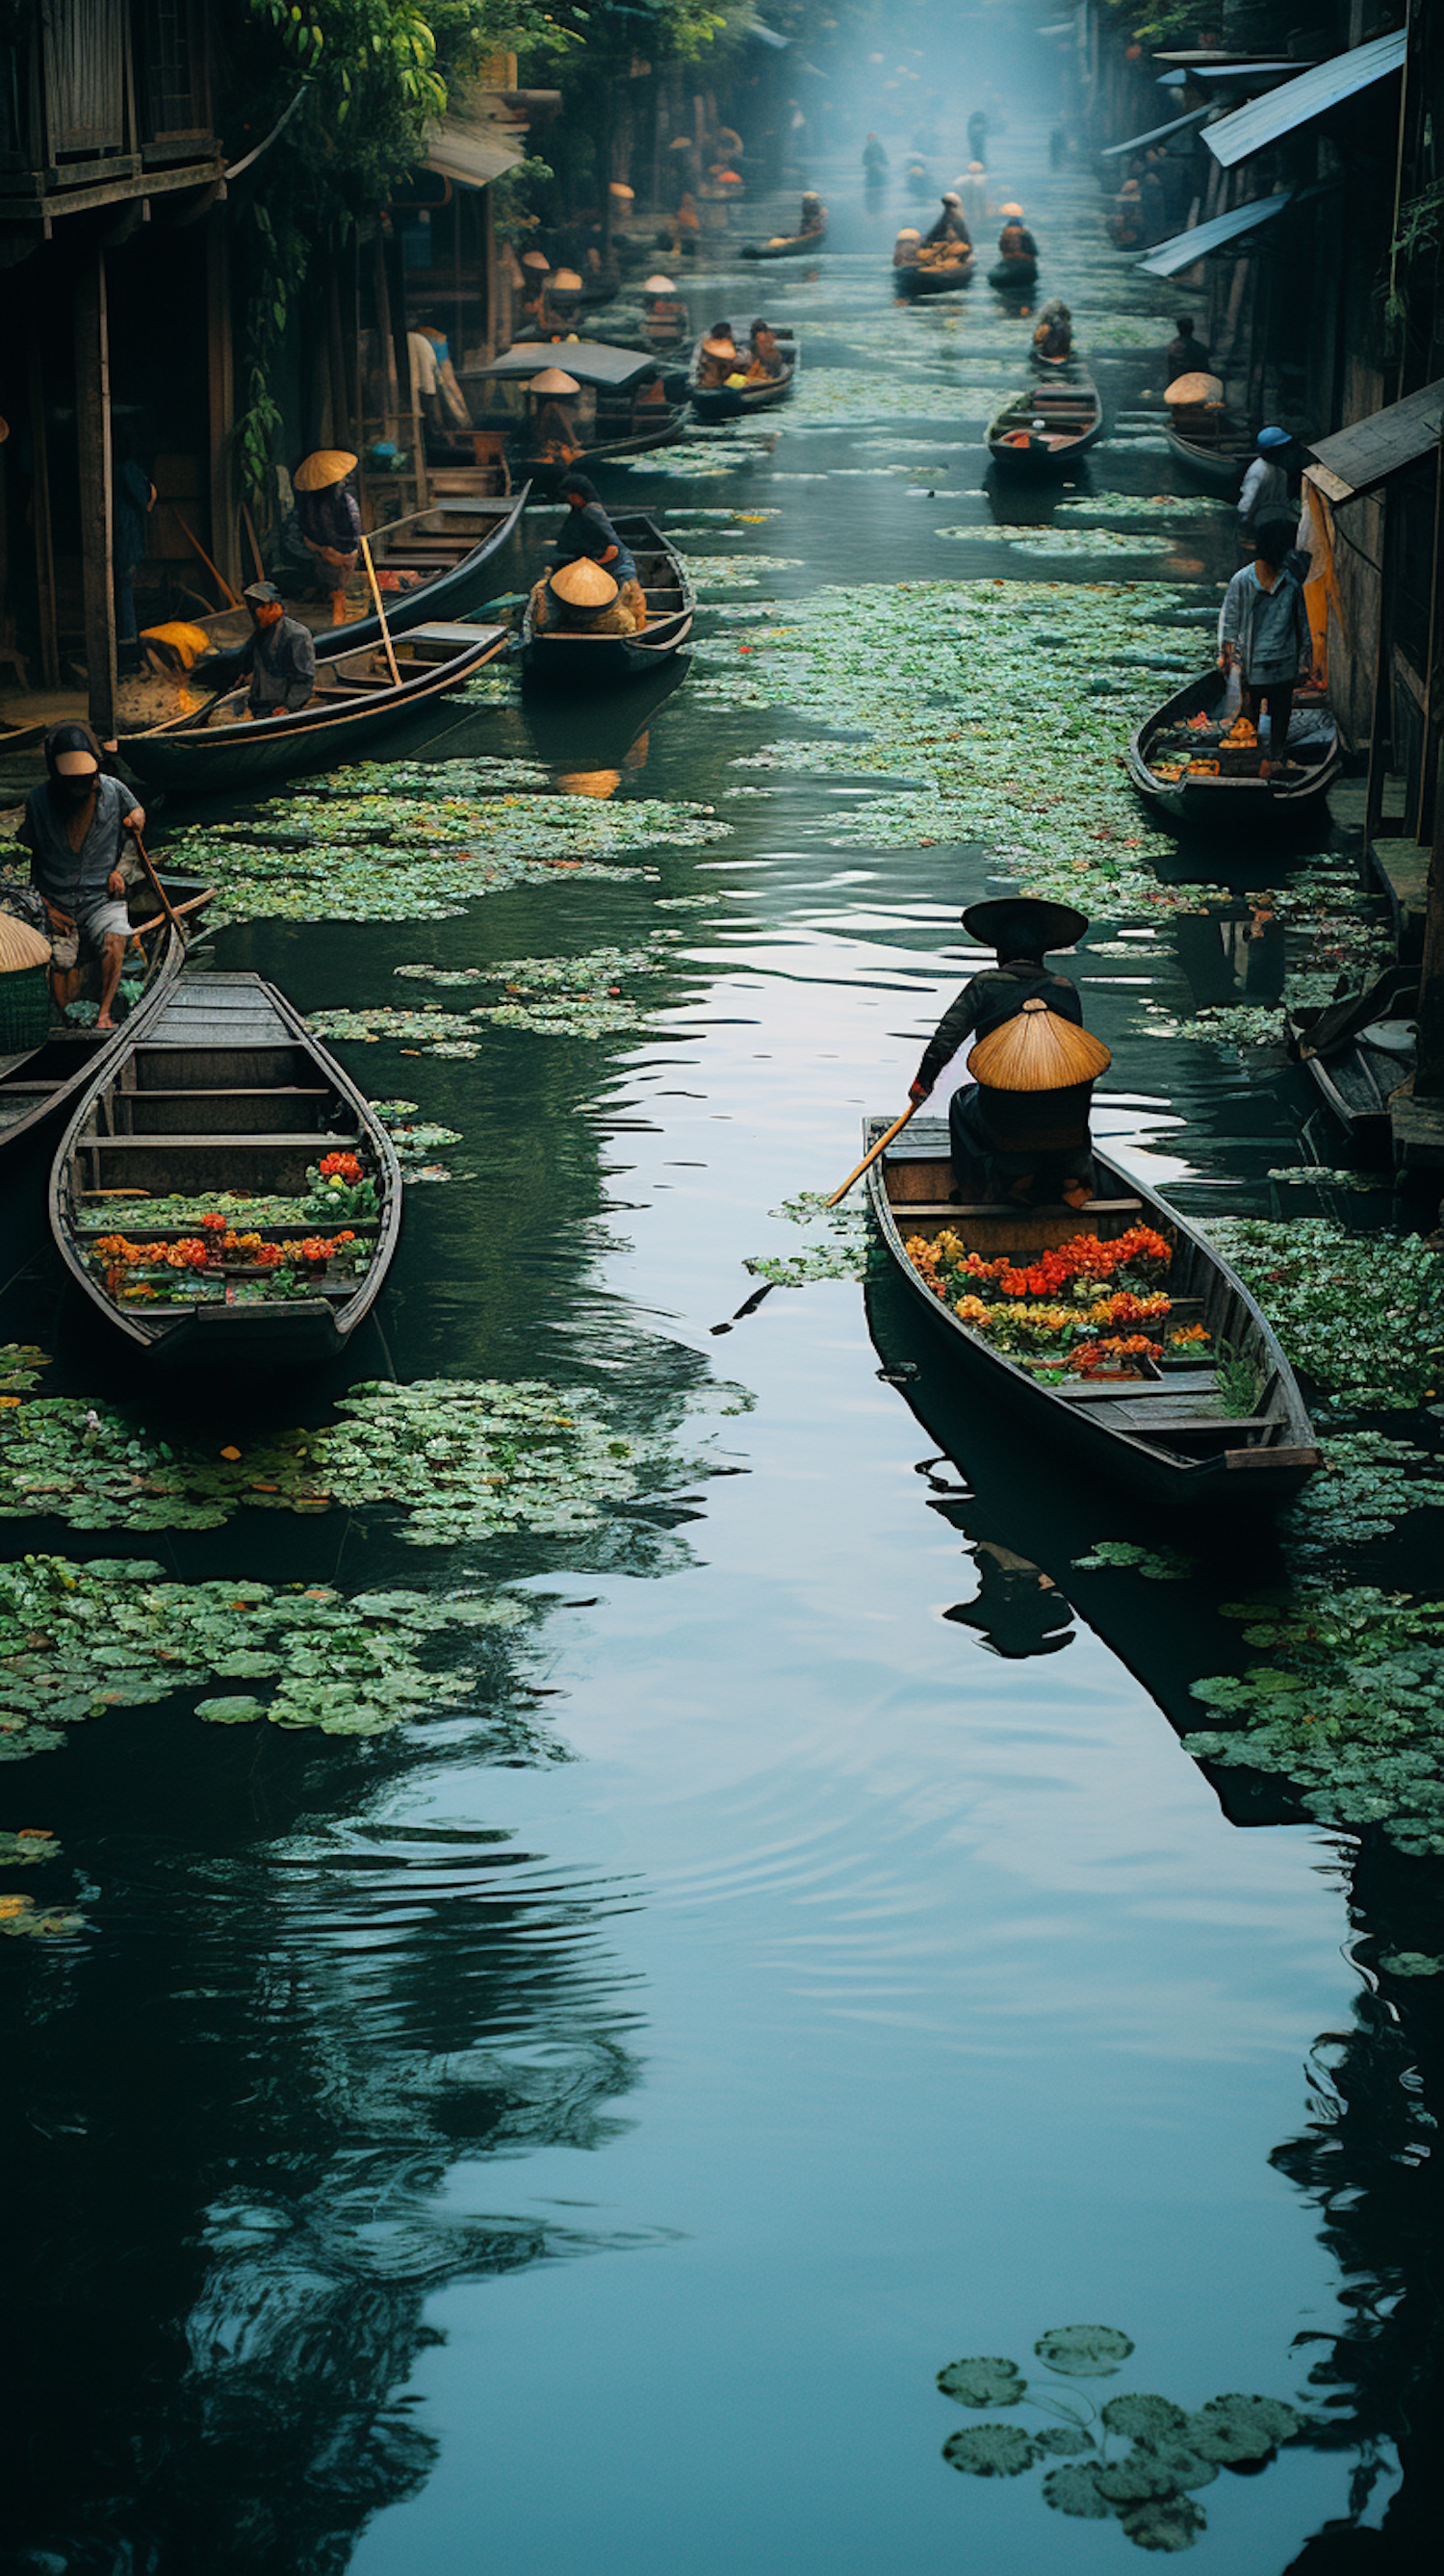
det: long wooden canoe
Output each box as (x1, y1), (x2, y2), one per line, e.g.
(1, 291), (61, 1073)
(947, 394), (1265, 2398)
(50, 969), (402, 1373)
(116, 619), (508, 794)
(1167, 410), (1253, 497)
(688, 322), (797, 421)
(867, 1117), (1320, 1513)
(1127, 665), (1341, 822)
(987, 380), (1102, 476)
(894, 252), (974, 297)
(740, 226), (827, 260)
(0, 871), (212, 1171)
(521, 514), (694, 685)
(165, 488), (529, 673)
(1285, 964), (1418, 1161)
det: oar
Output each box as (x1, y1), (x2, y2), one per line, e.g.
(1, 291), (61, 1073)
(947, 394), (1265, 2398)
(360, 531), (401, 686)
(825, 1100), (918, 1207)
(127, 825), (187, 945)
(167, 505), (241, 608)
(241, 503), (267, 582)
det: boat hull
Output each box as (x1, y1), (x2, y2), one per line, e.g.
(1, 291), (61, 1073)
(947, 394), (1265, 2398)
(895, 260), (973, 296)
(1127, 664), (1341, 825)
(521, 512), (695, 687)
(1166, 425), (1250, 497)
(740, 231), (827, 260)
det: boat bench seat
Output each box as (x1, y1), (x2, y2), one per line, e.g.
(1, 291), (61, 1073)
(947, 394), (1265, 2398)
(891, 1198), (1144, 1219)
(78, 1131), (363, 1151)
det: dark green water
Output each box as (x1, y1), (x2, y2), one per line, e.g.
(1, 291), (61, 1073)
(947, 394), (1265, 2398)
(3, 137), (1438, 2576)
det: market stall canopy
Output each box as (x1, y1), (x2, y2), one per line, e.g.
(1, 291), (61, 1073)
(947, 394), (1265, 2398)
(1137, 189), (1293, 278)
(478, 342), (661, 388)
(1304, 379), (1444, 507)
(1100, 106), (1210, 159)
(1202, 29), (1407, 167)
(425, 112), (525, 191)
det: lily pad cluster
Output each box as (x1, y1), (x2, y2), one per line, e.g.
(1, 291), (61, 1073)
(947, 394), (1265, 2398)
(937, 2323), (1302, 2553)
(0, 1373), (725, 1553)
(0, 1552), (536, 1764)
(743, 1188), (874, 1287)
(1204, 1219), (1444, 1410)
(1184, 1585), (1444, 1858)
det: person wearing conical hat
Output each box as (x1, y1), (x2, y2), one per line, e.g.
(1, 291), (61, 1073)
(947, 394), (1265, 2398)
(289, 451), (362, 624)
(533, 558), (637, 637)
(799, 191), (826, 238)
(923, 191), (969, 249)
(698, 323), (741, 389)
(641, 275), (687, 349)
(893, 227), (922, 268)
(533, 472), (645, 630)
(996, 204), (1038, 263)
(1032, 297), (1071, 362)
(908, 896), (1104, 1211)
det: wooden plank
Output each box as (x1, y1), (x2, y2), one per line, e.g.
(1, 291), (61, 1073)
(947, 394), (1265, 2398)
(72, 244), (116, 737)
(25, 329), (60, 691)
(84, 1130), (362, 1150)
(206, 220), (239, 595)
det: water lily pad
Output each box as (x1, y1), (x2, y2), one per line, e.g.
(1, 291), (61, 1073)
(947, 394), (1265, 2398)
(1042, 2462), (1110, 2518)
(1033, 2425), (1095, 2458)
(1097, 2455), (1184, 2506)
(1102, 2395), (1189, 2443)
(941, 2425), (1036, 2478)
(1034, 2324), (1134, 2378)
(1119, 2496), (1207, 2552)
(1183, 2395), (1299, 2462)
(937, 2357), (1027, 2409)
(194, 1695), (266, 1724)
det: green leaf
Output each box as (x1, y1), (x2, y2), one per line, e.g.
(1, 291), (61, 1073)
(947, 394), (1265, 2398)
(1119, 2496), (1208, 2552)
(941, 2425), (1036, 2478)
(195, 1694), (266, 1724)
(1184, 2395), (1299, 2463)
(1101, 2395), (1189, 2443)
(1097, 2455), (1185, 2505)
(1042, 2462), (1110, 2518)
(1034, 2324), (1134, 2379)
(1033, 2425), (1095, 2457)
(937, 2357), (1027, 2409)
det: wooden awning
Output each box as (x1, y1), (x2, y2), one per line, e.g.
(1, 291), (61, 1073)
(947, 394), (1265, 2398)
(1304, 380), (1444, 506)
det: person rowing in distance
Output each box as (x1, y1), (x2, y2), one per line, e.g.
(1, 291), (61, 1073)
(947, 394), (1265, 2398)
(907, 897), (1109, 1210)
(17, 722), (144, 1029)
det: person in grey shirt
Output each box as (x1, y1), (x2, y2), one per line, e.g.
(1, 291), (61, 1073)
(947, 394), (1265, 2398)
(1218, 515), (1313, 770)
(234, 581), (317, 717)
(1237, 426), (1292, 541)
(18, 722), (143, 1027)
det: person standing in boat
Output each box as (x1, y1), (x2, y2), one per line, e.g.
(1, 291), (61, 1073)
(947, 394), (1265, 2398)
(1218, 516), (1313, 773)
(1237, 427), (1292, 544)
(289, 451), (363, 625)
(996, 204), (1038, 262)
(18, 722), (143, 1030)
(1165, 315), (1210, 381)
(800, 192), (826, 238)
(1032, 297), (1072, 361)
(234, 581), (318, 720)
(907, 897), (1106, 1211)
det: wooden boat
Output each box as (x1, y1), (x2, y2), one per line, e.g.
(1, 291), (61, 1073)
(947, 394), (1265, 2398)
(867, 1117), (1321, 1513)
(470, 341), (690, 490)
(1127, 665), (1341, 822)
(987, 380), (1103, 476)
(740, 226), (827, 261)
(521, 514), (694, 685)
(988, 255), (1038, 293)
(1286, 965), (1419, 1160)
(688, 322), (797, 421)
(0, 872), (212, 1171)
(1167, 408), (1254, 497)
(894, 251), (974, 297)
(116, 619), (509, 794)
(50, 969), (402, 1373)
(162, 489), (529, 674)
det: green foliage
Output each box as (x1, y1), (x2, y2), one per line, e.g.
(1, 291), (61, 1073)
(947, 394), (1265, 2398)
(938, 2322), (1302, 2552)
(1204, 1219), (1444, 1411)
(743, 1190), (872, 1289)
(1072, 1541), (1195, 1582)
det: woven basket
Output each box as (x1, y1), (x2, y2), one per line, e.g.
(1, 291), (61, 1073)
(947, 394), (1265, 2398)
(0, 964), (54, 1051)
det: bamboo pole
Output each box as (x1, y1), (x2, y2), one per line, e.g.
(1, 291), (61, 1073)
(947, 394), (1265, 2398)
(128, 826), (186, 942)
(241, 504), (266, 582)
(360, 532), (401, 685)
(167, 505), (242, 607)
(826, 1102), (918, 1208)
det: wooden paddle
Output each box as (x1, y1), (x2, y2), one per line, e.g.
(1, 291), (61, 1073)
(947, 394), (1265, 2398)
(127, 825), (187, 944)
(825, 1100), (918, 1207)
(168, 505), (241, 608)
(241, 504), (266, 582)
(360, 531), (401, 685)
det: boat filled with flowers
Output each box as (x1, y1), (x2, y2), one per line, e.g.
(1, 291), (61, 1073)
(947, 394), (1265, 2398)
(49, 972), (401, 1373)
(865, 1115), (1320, 1512)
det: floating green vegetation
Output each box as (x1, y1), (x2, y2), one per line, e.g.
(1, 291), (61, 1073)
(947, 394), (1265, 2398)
(1204, 1219), (1444, 1410)
(743, 1188), (873, 1287)
(392, 939), (681, 992)
(1054, 494), (1234, 521)
(1284, 1429), (1444, 1558)
(1144, 1001), (1286, 1048)
(1267, 1165), (1383, 1193)
(937, 2323), (1302, 2552)
(308, 941), (690, 1048)
(681, 553), (804, 589)
(0, 1376), (731, 1551)
(0, 1828), (60, 1866)
(937, 525), (1182, 559)
(160, 762), (728, 926)
(0, 1553), (537, 1764)
(793, 369), (1005, 424)
(695, 578), (1220, 918)
(1071, 1539), (1195, 1581)
(0, 1892), (86, 1939)
(1184, 1586), (1444, 1859)
(615, 439), (769, 478)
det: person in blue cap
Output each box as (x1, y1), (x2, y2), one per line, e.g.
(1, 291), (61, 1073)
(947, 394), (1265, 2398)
(1238, 427), (1292, 543)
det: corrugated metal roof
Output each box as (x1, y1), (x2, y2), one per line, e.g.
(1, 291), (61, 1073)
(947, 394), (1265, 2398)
(425, 114), (524, 191)
(1100, 106), (1210, 160)
(1137, 189), (1293, 279)
(1158, 62), (1305, 89)
(1203, 29), (1407, 167)
(1305, 380), (1444, 505)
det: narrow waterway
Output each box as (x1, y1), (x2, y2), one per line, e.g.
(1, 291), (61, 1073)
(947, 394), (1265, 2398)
(2, 133), (1435, 2575)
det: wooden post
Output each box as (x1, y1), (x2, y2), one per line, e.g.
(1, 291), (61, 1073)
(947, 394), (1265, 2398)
(206, 219), (239, 591)
(326, 266), (350, 453)
(373, 233), (401, 443)
(25, 332), (60, 691)
(1417, 812), (1444, 1099)
(72, 245), (116, 738)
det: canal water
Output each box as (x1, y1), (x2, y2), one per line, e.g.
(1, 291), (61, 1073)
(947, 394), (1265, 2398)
(2, 135), (1433, 2574)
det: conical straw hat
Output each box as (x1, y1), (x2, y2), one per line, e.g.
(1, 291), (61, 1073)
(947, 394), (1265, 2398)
(522, 250), (551, 271)
(551, 269), (582, 292)
(609, 183), (634, 200)
(0, 913), (53, 971)
(702, 335), (736, 358)
(967, 997), (1112, 1093)
(1164, 372), (1225, 406)
(998, 202), (1024, 218)
(643, 275), (676, 295)
(529, 368), (580, 395)
(550, 557), (619, 608)
(294, 450), (357, 492)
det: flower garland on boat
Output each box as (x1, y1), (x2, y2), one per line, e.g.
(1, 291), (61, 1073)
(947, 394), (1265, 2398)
(903, 1224), (1198, 1377)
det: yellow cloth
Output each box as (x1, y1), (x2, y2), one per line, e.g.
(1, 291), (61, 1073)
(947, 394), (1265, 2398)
(139, 621), (215, 670)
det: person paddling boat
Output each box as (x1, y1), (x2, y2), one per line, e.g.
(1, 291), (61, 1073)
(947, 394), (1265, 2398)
(908, 897), (1109, 1209)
